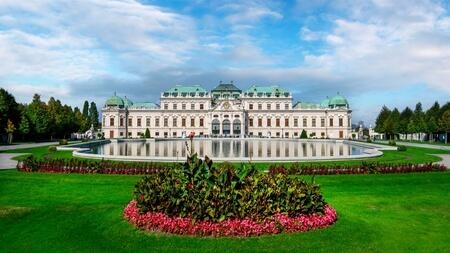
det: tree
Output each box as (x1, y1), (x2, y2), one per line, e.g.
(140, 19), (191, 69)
(18, 113), (30, 140)
(399, 107), (413, 140)
(440, 110), (450, 144)
(384, 108), (400, 139)
(425, 101), (440, 141)
(374, 105), (391, 138)
(89, 102), (99, 129)
(300, 129), (308, 139)
(145, 128), (151, 138)
(27, 94), (50, 140)
(80, 101), (91, 132)
(0, 88), (19, 137)
(412, 102), (426, 141)
(5, 119), (16, 144)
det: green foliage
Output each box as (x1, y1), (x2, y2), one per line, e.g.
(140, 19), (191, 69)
(300, 129), (308, 139)
(388, 139), (396, 146)
(397, 145), (407, 151)
(59, 139), (68, 145)
(145, 128), (151, 138)
(48, 146), (57, 152)
(0, 88), (20, 136)
(134, 154), (326, 222)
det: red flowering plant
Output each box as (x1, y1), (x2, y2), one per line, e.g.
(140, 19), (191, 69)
(127, 154), (337, 237)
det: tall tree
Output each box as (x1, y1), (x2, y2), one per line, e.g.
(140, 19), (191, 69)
(81, 101), (91, 132)
(0, 88), (20, 137)
(374, 105), (391, 138)
(426, 102), (440, 142)
(18, 113), (30, 140)
(74, 107), (87, 133)
(384, 108), (400, 139)
(440, 110), (450, 144)
(412, 102), (426, 141)
(399, 107), (413, 140)
(89, 102), (99, 129)
(27, 94), (50, 140)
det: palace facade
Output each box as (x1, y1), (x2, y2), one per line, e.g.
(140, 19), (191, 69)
(101, 82), (352, 139)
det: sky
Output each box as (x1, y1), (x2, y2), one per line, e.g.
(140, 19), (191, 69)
(1, 0), (449, 126)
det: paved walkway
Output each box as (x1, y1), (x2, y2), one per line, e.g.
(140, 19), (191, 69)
(0, 142), (57, 170)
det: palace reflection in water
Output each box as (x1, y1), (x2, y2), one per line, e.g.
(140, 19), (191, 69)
(91, 139), (366, 160)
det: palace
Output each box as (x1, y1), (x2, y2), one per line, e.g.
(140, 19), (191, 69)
(101, 82), (352, 139)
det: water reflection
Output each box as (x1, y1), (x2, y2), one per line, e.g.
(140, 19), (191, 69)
(92, 139), (367, 160)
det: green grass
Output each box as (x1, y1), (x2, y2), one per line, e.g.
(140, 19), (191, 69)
(0, 170), (449, 253)
(0, 146), (73, 160)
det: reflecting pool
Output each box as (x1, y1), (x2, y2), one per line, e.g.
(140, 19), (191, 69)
(85, 138), (379, 162)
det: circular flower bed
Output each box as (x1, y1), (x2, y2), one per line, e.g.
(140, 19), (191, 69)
(124, 200), (337, 237)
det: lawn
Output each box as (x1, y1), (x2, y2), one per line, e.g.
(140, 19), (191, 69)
(0, 169), (448, 253)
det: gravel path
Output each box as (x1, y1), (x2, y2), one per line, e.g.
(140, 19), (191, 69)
(0, 142), (57, 170)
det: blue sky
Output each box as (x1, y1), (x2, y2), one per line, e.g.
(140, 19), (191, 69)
(1, 0), (450, 125)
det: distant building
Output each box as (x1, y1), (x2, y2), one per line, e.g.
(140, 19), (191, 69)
(101, 82), (352, 139)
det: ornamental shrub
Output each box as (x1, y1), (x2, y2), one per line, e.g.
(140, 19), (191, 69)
(59, 139), (68, 145)
(134, 154), (326, 222)
(397, 145), (407, 151)
(388, 139), (396, 146)
(300, 129), (308, 139)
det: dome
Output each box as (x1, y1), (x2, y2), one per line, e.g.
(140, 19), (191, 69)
(329, 94), (348, 107)
(105, 93), (124, 107)
(320, 98), (330, 108)
(123, 96), (133, 107)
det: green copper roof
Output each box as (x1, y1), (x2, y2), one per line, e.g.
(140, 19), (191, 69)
(212, 83), (242, 93)
(163, 85), (207, 97)
(123, 96), (133, 107)
(105, 93), (124, 107)
(245, 85), (290, 97)
(329, 94), (349, 107)
(130, 102), (159, 109)
(293, 102), (321, 109)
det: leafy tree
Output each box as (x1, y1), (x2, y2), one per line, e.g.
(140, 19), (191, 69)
(0, 88), (20, 137)
(27, 94), (51, 140)
(374, 105), (391, 138)
(89, 102), (99, 129)
(412, 102), (426, 141)
(440, 110), (450, 144)
(18, 113), (30, 140)
(399, 107), (413, 140)
(5, 119), (16, 144)
(384, 108), (400, 139)
(74, 107), (87, 133)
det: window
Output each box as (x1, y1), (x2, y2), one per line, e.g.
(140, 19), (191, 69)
(191, 103), (195, 110)
(120, 132), (123, 136)
(200, 104), (204, 110)
(102, 117), (105, 126)
(303, 118), (307, 127)
(172, 118), (177, 127)
(249, 104), (253, 110)
(276, 104), (280, 110)
(321, 118), (325, 127)
(191, 118), (195, 127)
(146, 117), (151, 127)
(155, 118), (160, 127)
(276, 118), (280, 127)
(182, 118), (186, 127)
(258, 103), (262, 110)
(137, 118), (141, 127)
(339, 118), (343, 127)
(128, 118), (132, 127)
(199, 118), (204, 127)
(312, 118), (316, 127)
(164, 118), (168, 127)
(294, 118), (298, 127)
(267, 118), (271, 127)
(329, 118), (334, 127)
(164, 104), (168, 110)
(119, 117), (124, 127)
(155, 132), (159, 136)
(258, 118), (262, 127)
(284, 118), (289, 127)
(285, 103), (289, 110)
(267, 104), (271, 110)
(182, 103), (186, 110)
(173, 104), (177, 110)
(109, 117), (114, 126)
(249, 118), (253, 127)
